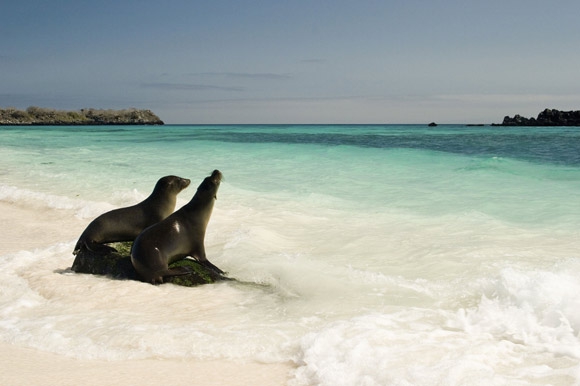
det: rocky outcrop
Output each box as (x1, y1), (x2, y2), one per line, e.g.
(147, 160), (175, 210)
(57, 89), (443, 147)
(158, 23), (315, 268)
(499, 108), (580, 126)
(71, 242), (229, 286)
(0, 107), (164, 125)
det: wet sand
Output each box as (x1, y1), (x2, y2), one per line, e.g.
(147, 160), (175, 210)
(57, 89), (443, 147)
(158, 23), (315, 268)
(0, 202), (293, 386)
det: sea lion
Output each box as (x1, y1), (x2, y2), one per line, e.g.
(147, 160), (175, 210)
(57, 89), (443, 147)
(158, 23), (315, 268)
(73, 175), (191, 255)
(131, 170), (224, 284)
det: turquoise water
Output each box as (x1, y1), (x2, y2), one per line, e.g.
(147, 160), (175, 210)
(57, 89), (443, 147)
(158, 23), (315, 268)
(1, 124), (580, 385)
(1, 125), (579, 224)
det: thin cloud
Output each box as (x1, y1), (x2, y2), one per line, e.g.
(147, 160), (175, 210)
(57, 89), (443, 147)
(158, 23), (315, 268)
(141, 82), (245, 92)
(190, 72), (292, 80)
(300, 59), (326, 64)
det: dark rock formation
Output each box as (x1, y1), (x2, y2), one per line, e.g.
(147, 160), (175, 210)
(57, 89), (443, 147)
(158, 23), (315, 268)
(71, 242), (229, 286)
(0, 107), (164, 125)
(428, 122), (438, 127)
(499, 108), (580, 126)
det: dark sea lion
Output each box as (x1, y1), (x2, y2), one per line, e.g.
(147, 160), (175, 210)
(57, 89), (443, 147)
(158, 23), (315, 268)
(131, 170), (224, 284)
(73, 175), (191, 255)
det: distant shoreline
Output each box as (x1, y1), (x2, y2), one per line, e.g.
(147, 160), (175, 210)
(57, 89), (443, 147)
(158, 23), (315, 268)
(3, 106), (579, 127)
(0, 107), (164, 126)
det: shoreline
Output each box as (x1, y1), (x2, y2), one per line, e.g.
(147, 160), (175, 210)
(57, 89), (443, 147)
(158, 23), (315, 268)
(0, 201), (293, 385)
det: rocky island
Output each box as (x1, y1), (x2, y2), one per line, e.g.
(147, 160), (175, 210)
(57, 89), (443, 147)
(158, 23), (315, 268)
(0, 106), (164, 125)
(498, 108), (580, 126)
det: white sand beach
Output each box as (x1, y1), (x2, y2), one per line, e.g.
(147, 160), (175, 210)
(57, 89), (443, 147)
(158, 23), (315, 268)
(0, 202), (293, 386)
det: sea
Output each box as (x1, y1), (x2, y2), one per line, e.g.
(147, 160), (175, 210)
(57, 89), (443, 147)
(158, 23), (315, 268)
(0, 124), (579, 385)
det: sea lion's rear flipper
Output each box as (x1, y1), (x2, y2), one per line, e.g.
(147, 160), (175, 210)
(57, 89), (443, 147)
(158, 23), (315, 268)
(152, 266), (193, 284)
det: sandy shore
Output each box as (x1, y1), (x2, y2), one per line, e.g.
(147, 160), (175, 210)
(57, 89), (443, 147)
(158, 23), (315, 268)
(0, 202), (293, 385)
(0, 343), (291, 386)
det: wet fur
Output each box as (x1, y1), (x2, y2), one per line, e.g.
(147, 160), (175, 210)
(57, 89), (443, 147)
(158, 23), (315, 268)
(73, 176), (191, 255)
(131, 170), (223, 284)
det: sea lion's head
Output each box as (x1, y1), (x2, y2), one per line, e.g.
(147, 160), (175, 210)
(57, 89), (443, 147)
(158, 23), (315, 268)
(210, 169), (222, 185)
(156, 175), (191, 194)
(196, 170), (222, 200)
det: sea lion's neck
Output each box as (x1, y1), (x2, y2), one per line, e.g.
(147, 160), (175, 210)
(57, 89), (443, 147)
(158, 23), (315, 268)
(183, 196), (215, 220)
(144, 191), (177, 216)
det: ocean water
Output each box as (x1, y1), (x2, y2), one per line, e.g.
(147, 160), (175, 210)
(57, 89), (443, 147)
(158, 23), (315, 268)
(1, 124), (580, 385)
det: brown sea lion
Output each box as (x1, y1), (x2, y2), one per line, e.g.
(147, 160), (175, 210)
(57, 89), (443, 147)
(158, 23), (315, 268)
(130, 170), (224, 284)
(73, 175), (191, 255)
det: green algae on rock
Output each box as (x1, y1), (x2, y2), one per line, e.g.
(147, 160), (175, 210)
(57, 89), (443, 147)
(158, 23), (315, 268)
(71, 242), (228, 286)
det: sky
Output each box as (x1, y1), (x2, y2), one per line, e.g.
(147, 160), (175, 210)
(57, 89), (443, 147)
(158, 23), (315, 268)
(1, 0), (580, 124)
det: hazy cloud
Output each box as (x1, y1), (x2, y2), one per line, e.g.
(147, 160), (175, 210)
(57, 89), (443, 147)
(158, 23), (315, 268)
(141, 82), (245, 92)
(190, 72), (292, 80)
(300, 59), (327, 64)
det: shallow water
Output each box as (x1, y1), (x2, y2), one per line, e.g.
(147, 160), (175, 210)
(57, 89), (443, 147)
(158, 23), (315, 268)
(1, 124), (579, 385)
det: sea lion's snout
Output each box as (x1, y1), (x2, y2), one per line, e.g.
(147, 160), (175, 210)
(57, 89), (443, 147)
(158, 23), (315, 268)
(181, 178), (191, 189)
(211, 170), (222, 183)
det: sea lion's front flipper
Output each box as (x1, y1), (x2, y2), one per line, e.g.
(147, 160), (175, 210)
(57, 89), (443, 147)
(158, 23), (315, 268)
(199, 259), (225, 275)
(85, 241), (118, 255)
